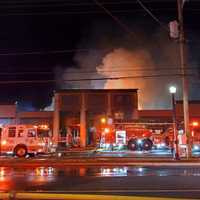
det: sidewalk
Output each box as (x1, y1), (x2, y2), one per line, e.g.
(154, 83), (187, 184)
(1, 154), (200, 167)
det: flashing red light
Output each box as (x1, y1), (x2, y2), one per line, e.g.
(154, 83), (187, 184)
(1, 140), (7, 145)
(192, 121), (199, 127)
(101, 118), (106, 124)
(104, 128), (110, 133)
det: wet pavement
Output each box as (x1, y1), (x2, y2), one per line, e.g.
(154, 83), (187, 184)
(1, 150), (200, 199)
(1, 166), (200, 197)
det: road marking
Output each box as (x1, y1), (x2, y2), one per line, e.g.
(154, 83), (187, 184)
(0, 192), (189, 200)
(17, 189), (200, 193)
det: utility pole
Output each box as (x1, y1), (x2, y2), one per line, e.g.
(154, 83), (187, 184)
(172, 92), (179, 160)
(177, 0), (191, 158)
(169, 86), (180, 159)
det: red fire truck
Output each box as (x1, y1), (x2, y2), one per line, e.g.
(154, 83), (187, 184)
(98, 119), (200, 151)
(187, 121), (200, 151)
(0, 124), (54, 157)
(98, 121), (173, 151)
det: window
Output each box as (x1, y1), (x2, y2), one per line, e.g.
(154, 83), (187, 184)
(27, 129), (36, 137)
(37, 129), (50, 137)
(113, 94), (133, 107)
(116, 130), (126, 144)
(8, 127), (16, 137)
(18, 129), (24, 137)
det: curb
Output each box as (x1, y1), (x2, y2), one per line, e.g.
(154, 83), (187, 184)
(0, 192), (192, 200)
(1, 158), (200, 167)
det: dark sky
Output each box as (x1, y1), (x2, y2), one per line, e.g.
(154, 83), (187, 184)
(0, 0), (199, 110)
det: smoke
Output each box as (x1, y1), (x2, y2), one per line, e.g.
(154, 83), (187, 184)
(57, 49), (106, 90)
(55, 19), (200, 109)
(96, 48), (181, 109)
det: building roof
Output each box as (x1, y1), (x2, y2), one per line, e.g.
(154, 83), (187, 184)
(0, 105), (16, 118)
(18, 111), (53, 118)
(55, 89), (138, 94)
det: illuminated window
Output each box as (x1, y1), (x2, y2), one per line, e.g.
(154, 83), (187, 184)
(27, 129), (36, 137)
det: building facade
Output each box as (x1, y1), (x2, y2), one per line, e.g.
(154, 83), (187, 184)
(53, 89), (138, 147)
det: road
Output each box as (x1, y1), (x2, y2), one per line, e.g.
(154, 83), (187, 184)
(1, 165), (200, 199)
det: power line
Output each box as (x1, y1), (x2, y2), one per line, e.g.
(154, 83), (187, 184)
(63, 73), (194, 82)
(0, 48), (104, 56)
(0, 1), (140, 7)
(0, 66), (197, 76)
(0, 73), (195, 84)
(0, 71), (53, 75)
(0, 0), (177, 6)
(0, 80), (55, 84)
(63, 68), (197, 75)
(93, 0), (136, 37)
(0, 9), (177, 16)
(136, 0), (169, 32)
(1, 8), (200, 17)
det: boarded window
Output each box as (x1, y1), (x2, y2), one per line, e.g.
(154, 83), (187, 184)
(113, 94), (133, 108)
(87, 94), (107, 113)
(61, 95), (81, 111)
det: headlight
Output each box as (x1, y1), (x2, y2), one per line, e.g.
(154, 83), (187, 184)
(1, 140), (7, 145)
(157, 144), (161, 148)
(193, 145), (199, 151)
(137, 139), (142, 144)
(38, 142), (45, 146)
(161, 143), (165, 147)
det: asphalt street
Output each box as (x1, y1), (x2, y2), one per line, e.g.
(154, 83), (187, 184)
(1, 166), (200, 199)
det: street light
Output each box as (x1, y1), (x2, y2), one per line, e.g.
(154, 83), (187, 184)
(169, 86), (177, 94)
(169, 86), (180, 160)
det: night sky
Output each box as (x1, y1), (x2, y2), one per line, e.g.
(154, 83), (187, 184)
(0, 0), (199, 110)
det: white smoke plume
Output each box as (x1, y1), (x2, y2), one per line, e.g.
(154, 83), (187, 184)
(96, 48), (181, 109)
(56, 47), (183, 109)
(55, 22), (200, 109)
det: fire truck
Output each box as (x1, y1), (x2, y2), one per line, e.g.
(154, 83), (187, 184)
(98, 118), (200, 151)
(0, 124), (54, 157)
(98, 121), (173, 151)
(186, 121), (200, 151)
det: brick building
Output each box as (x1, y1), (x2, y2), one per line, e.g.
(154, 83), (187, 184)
(53, 89), (138, 147)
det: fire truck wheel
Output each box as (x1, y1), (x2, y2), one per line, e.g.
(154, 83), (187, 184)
(128, 139), (138, 151)
(142, 139), (153, 151)
(14, 145), (27, 157)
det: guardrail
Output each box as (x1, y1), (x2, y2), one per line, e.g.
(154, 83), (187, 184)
(0, 192), (194, 200)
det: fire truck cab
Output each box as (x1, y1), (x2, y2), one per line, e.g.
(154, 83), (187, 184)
(0, 124), (52, 157)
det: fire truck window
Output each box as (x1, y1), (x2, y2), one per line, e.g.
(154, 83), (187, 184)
(37, 129), (49, 137)
(18, 129), (24, 137)
(27, 129), (36, 137)
(8, 127), (16, 137)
